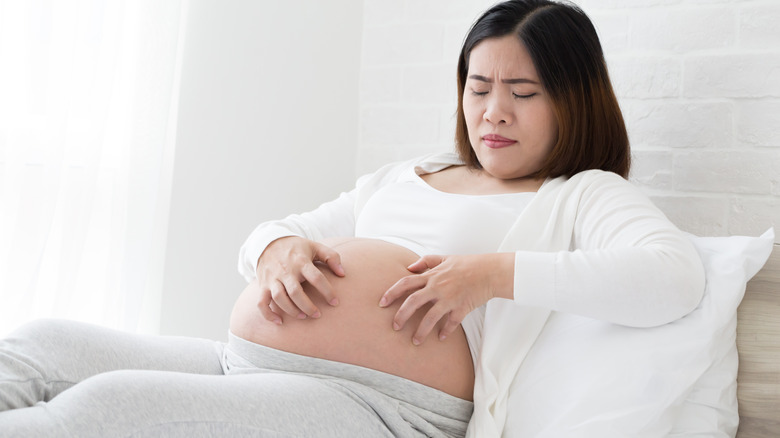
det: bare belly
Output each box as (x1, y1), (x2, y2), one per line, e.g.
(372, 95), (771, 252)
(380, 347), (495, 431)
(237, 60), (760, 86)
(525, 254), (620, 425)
(229, 237), (475, 400)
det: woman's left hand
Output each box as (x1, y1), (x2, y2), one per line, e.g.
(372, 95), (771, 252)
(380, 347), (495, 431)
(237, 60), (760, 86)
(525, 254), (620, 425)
(379, 252), (514, 345)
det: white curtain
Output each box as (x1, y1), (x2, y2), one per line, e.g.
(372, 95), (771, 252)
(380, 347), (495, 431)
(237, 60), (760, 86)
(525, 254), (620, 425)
(0, 0), (188, 335)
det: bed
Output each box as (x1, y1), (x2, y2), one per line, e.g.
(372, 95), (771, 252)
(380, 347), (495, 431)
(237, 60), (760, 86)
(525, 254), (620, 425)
(736, 243), (780, 437)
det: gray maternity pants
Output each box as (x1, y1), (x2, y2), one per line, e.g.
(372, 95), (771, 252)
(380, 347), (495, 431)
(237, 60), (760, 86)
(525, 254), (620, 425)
(0, 319), (472, 437)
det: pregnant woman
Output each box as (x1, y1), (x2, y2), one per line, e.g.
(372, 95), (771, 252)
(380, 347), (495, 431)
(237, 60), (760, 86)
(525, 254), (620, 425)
(0, 1), (704, 437)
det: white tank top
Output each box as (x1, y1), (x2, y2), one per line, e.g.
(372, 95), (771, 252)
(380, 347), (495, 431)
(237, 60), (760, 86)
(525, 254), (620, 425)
(355, 166), (535, 256)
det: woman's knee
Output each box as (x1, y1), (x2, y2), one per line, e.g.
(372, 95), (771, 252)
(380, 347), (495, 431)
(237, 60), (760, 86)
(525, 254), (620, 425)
(1, 319), (132, 406)
(0, 320), (76, 410)
(4, 318), (105, 367)
(8, 318), (74, 339)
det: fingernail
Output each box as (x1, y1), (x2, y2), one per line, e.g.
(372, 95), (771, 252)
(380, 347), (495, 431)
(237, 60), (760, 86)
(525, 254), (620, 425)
(297, 312), (307, 319)
(412, 338), (421, 346)
(379, 297), (387, 307)
(312, 310), (321, 319)
(330, 298), (339, 306)
(439, 334), (447, 341)
(273, 318), (282, 325)
(393, 322), (400, 331)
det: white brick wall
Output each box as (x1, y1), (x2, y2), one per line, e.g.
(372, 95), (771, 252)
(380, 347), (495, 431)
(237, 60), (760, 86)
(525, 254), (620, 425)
(358, 0), (495, 172)
(358, 0), (780, 241)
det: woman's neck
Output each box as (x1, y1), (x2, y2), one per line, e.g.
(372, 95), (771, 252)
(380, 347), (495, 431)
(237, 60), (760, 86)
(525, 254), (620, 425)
(421, 165), (545, 195)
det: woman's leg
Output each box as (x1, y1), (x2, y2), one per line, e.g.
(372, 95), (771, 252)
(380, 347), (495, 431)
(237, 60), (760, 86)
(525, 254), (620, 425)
(0, 320), (466, 437)
(0, 319), (223, 411)
(0, 369), (396, 438)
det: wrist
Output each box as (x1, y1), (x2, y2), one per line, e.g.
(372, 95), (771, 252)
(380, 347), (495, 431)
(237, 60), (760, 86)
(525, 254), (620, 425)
(487, 252), (515, 301)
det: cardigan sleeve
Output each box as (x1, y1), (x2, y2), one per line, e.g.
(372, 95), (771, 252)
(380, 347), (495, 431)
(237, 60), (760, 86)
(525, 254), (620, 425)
(236, 183), (362, 282)
(237, 153), (462, 282)
(513, 173), (705, 327)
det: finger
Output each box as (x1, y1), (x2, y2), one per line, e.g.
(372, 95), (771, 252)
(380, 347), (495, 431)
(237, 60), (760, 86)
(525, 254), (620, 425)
(269, 300), (284, 317)
(257, 288), (282, 325)
(281, 276), (320, 319)
(438, 311), (466, 341)
(411, 302), (449, 346)
(407, 255), (444, 273)
(379, 275), (426, 308)
(270, 280), (303, 318)
(301, 263), (339, 306)
(392, 288), (433, 332)
(313, 243), (345, 277)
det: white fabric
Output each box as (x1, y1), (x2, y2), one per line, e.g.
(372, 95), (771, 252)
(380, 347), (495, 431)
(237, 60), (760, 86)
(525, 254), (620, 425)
(468, 169), (708, 437)
(238, 154), (463, 279)
(355, 166), (534, 256)
(237, 152), (709, 436)
(670, 231), (773, 436)
(499, 229), (774, 438)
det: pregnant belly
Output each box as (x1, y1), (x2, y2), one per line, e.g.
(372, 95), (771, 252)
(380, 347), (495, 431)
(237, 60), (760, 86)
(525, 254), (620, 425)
(229, 237), (475, 400)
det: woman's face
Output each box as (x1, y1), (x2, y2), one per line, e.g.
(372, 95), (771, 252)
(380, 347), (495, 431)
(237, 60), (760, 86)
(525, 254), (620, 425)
(463, 35), (558, 180)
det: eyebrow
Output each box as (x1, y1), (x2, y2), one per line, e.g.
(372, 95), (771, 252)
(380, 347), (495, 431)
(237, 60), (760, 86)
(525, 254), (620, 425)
(468, 74), (539, 85)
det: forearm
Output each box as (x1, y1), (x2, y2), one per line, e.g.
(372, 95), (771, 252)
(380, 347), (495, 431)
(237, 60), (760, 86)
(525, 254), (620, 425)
(510, 172), (705, 327)
(513, 243), (705, 327)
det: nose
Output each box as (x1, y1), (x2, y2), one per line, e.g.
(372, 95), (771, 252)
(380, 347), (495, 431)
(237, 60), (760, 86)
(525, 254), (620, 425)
(483, 93), (513, 125)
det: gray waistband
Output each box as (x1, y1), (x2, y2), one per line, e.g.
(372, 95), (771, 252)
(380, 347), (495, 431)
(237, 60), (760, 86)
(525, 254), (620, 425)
(224, 332), (473, 428)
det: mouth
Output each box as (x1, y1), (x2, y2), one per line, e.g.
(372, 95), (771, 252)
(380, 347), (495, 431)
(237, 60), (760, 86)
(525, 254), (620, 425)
(482, 134), (516, 149)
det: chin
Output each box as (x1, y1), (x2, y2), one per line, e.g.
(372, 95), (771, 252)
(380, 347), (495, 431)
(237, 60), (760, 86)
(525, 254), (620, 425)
(481, 162), (531, 180)
(484, 169), (526, 180)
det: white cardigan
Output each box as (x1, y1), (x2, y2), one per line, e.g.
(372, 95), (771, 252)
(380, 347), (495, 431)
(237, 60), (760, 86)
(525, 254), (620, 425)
(237, 152), (706, 437)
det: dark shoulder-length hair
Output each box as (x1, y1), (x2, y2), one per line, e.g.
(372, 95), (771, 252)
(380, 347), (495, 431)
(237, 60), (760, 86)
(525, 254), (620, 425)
(455, 0), (630, 179)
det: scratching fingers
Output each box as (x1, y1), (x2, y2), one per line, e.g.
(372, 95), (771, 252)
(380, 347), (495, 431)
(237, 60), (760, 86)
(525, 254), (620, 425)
(438, 311), (466, 341)
(380, 275), (426, 308)
(270, 280), (304, 318)
(301, 263), (339, 307)
(314, 243), (345, 277)
(281, 276), (320, 319)
(257, 288), (282, 325)
(410, 302), (449, 346)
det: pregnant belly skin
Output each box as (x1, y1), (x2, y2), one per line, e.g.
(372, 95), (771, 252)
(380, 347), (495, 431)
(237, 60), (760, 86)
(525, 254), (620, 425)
(229, 237), (475, 401)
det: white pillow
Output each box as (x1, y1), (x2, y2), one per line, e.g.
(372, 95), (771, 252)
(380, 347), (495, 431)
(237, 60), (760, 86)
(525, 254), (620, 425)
(502, 229), (775, 438)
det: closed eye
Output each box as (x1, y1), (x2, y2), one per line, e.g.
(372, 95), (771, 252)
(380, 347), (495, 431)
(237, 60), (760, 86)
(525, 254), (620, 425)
(513, 92), (537, 99)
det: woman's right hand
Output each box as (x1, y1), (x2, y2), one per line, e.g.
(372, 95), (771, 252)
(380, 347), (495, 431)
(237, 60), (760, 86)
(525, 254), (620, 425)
(255, 236), (344, 324)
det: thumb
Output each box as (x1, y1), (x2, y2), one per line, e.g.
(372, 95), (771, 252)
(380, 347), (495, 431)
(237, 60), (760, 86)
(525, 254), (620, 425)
(407, 254), (444, 273)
